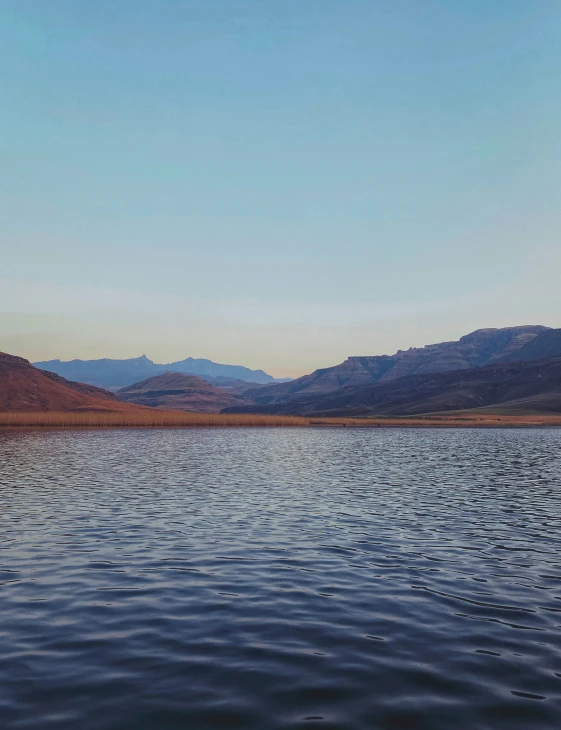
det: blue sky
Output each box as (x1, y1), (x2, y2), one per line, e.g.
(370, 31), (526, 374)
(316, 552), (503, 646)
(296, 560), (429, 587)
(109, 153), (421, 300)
(1, 0), (560, 376)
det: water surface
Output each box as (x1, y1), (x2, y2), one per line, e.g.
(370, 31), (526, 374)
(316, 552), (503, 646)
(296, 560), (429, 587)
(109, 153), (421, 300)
(1, 428), (560, 729)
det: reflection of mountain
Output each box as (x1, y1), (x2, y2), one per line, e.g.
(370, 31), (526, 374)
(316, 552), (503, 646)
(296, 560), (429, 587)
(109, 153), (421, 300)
(0, 351), (135, 412)
(117, 373), (250, 413)
(33, 354), (278, 389)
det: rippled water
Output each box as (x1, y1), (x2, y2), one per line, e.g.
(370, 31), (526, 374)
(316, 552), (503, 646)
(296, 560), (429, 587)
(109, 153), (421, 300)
(1, 428), (561, 729)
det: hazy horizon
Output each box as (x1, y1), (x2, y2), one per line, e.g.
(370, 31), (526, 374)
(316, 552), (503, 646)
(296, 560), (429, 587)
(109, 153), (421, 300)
(6, 320), (558, 379)
(2, 1), (560, 378)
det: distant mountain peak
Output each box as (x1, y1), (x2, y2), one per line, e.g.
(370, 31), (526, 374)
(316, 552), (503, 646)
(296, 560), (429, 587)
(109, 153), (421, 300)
(33, 354), (276, 390)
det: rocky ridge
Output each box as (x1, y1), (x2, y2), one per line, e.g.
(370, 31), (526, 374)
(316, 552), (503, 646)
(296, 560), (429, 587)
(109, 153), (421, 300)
(225, 356), (561, 417)
(242, 326), (550, 406)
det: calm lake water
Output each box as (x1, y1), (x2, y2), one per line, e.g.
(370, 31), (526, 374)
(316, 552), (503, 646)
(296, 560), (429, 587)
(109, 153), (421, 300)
(1, 427), (560, 729)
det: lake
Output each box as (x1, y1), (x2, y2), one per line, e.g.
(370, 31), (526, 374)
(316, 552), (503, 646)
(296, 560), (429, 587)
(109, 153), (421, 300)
(1, 427), (560, 729)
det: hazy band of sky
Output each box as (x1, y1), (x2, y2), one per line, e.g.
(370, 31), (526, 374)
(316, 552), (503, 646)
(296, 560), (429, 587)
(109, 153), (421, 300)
(1, 1), (560, 376)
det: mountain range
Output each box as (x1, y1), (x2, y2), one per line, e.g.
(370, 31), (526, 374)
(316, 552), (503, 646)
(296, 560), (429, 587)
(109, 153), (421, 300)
(4, 325), (561, 417)
(225, 326), (561, 416)
(33, 354), (285, 390)
(240, 326), (550, 406)
(226, 355), (561, 417)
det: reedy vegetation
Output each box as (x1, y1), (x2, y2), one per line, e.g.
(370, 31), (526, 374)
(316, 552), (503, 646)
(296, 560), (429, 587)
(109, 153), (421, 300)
(0, 411), (309, 428)
(0, 411), (560, 429)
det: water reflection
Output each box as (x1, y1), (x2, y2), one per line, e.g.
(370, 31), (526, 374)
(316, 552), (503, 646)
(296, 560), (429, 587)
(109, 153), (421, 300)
(1, 427), (560, 729)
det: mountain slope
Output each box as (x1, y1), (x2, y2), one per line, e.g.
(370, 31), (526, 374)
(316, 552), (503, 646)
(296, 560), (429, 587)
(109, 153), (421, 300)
(117, 372), (250, 412)
(225, 356), (561, 417)
(242, 326), (549, 406)
(500, 328), (561, 363)
(33, 355), (277, 389)
(206, 376), (262, 396)
(0, 352), (136, 412)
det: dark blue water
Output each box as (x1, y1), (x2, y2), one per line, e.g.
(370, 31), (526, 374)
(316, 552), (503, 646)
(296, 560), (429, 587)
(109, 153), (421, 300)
(1, 428), (560, 729)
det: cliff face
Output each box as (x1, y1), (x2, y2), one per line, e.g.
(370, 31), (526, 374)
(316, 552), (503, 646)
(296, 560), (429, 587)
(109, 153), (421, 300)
(500, 329), (561, 363)
(242, 326), (549, 406)
(0, 351), (131, 412)
(224, 356), (561, 417)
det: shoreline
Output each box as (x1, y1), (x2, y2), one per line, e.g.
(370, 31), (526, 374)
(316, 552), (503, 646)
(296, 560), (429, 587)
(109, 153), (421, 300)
(1, 411), (561, 429)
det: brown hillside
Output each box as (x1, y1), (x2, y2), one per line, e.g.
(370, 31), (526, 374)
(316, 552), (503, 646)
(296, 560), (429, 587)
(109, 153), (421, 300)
(0, 351), (141, 412)
(117, 372), (250, 412)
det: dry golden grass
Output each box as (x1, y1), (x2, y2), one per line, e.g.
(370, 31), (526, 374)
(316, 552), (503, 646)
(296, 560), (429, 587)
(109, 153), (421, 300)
(0, 411), (560, 430)
(0, 411), (309, 428)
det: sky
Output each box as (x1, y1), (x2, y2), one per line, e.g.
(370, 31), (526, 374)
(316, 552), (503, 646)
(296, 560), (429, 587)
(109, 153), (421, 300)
(1, 0), (560, 377)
